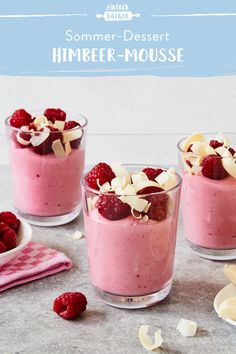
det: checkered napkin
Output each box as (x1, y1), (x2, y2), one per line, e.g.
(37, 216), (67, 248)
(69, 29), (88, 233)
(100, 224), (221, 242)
(0, 241), (72, 292)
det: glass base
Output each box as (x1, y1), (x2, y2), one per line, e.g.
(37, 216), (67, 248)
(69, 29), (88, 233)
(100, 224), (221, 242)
(187, 240), (236, 261)
(92, 281), (172, 309)
(15, 205), (81, 227)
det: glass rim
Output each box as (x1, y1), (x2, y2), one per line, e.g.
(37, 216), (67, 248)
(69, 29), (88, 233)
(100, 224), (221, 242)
(177, 133), (236, 159)
(80, 163), (182, 197)
(4, 111), (88, 133)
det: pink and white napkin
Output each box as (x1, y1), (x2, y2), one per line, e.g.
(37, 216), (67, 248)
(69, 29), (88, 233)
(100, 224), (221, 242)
(0, 241), (72, 292)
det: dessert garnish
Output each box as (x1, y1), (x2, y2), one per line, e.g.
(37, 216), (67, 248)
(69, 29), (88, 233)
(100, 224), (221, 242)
(176, 318), (197, 337)
(0, 211), (20, 253)
(53, 292), (87, 320)
(86, 163), (178, 222)
(139, 325), (163, 351)
(182, 132), (236, 180)
(9, 108), (83, 157)
(217, 265), (236, 321)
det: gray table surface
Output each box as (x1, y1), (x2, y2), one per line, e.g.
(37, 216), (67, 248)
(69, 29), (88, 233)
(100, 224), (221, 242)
(0, 165), (236, 354)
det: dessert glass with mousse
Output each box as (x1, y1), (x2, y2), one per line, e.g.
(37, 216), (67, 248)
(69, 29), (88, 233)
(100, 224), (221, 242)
(178, 132), (236, 260)
(5, 108), (87, 226)
(81, 163), (182, 309)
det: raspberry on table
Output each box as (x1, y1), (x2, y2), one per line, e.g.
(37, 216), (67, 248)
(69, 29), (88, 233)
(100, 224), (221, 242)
(86, 163), (115, 190)
(9, 109), (32, 128)
(53, 292), (87, 320)
(64, 121), (82, 149)
(96, 194), (131, 220)
(202, 154), (228, 180)
(142, 168), (164, 181)
(44, 108), (66, 123)
(0, 212), (20, 232)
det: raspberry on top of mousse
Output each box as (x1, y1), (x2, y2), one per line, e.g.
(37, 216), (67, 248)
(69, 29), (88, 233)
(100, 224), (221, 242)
(181, 132), (236, 180)
(85, 162), (178, 223)
(8, 108), (83, 158)
(0, 211), (20, 254)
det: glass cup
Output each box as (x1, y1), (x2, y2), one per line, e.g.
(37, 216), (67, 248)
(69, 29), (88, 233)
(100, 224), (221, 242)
(178, 133), (236, 260)
(5, 111), (87, 226)
(81, 164), (182, 309)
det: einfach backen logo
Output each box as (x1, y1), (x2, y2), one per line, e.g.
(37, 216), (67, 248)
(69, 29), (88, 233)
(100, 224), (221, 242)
(96, 3), (140, 22)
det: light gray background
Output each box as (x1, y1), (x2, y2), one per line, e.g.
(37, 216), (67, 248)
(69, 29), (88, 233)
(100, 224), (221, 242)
(0, 75), (236, 165)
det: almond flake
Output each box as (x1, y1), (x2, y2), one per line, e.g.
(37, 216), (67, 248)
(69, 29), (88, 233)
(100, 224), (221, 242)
(52, 139), (66, 158)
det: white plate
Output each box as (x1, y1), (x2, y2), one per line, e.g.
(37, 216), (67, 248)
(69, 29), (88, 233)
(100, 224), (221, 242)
(0, 219), (32, 267)
(214, 283), (236, 326)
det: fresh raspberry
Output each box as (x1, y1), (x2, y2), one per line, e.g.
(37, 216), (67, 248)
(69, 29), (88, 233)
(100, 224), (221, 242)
(137, 186), (163, 195)
(96, 194), (131, 220)
(209, 140), (223, 149)
(0, 226), (17, 251)
(28, 122), (37, 131)
(9, 109), (32, 128)
(86, 163), (115, 190)
(142, 168), (164, 181)
(53, 292), (87, 320)
(44, 108), (66, 123)
(228, 147), (235, 156)
(0, 212), (20, 232)
(33, 127), (62, 155)
(145, 193), (169, 222)
(202, 154), (228, 180)
(64, 120), (82, 149)
(0, 241), (6, 253)
(64, 120), (80, 130)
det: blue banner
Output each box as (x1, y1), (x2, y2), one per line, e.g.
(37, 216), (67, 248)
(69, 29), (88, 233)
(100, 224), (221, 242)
(0, 1), (236, 76)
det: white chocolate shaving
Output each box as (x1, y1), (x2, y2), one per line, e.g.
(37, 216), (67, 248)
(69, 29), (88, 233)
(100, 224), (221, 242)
(222, 157), (236, 179)
(64, 142), (72, 157)
(131, 209), (142, 219)
(215, 132), (230, 147)
(140, 215), (149, 223)
(69, 230), (83, 241)
(99, 182), (112, 193)
(34, 115), (49, 129)
(115, 186), (125, 195)
(52, 139), (66, 158)
(191, 142), (216, 157)
(191, 165), (202, 175)
(53, 120), (65, 131)
(139, 325), (163, 351)
(16, 131), (31, 146)
(218, 296), (236, 321)
(155, 169), (178, 190)
(123, 184), (137, 195)
(143, 202), (151, 213)
(119, 196), (148, 212)
(110, 163), (131, 185)
(215, 146), (231, 157)
(224, 264), (236, 285)
(30, 127), (50, 147)
(182, 132), (204, 152)
(111, 176), (128, 189)
(177, 319), (197, 337)
(131, 172), (148, 184)
(63, 128), (82, 143)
